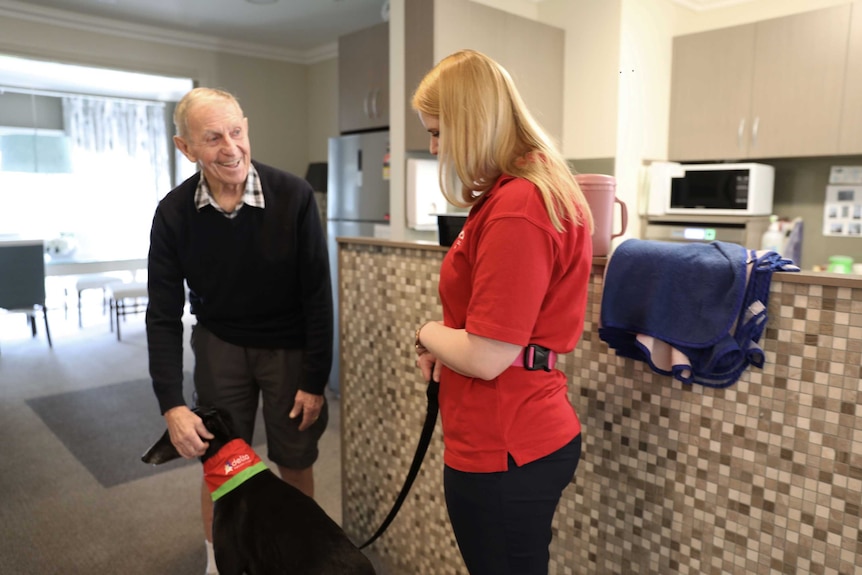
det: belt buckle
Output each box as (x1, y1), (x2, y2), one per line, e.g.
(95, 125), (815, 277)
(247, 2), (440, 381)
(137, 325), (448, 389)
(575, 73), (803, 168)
(523, 344), (552, 372)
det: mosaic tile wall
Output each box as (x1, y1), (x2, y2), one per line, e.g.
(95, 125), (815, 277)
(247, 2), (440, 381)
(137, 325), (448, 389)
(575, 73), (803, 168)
(338, 241), (862, 575)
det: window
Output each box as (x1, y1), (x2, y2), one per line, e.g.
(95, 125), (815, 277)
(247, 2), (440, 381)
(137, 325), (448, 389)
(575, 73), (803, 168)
(0, 55), (193, 261)
(0, 129), (72, 173)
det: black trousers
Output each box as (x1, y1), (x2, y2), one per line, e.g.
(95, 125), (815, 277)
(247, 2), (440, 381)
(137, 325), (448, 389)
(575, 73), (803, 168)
(444, 434), (582, 575)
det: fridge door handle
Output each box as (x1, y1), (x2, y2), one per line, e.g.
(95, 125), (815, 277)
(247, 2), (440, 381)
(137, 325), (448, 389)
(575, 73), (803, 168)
(357, 149), (362, 172)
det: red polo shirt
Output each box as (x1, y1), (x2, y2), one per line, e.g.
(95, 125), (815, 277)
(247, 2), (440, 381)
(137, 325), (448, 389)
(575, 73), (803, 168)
(438, 174), (592, 473)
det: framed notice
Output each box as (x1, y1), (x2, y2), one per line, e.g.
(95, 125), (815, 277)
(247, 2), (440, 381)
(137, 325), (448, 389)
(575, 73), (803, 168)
(822, 184), (862, 237)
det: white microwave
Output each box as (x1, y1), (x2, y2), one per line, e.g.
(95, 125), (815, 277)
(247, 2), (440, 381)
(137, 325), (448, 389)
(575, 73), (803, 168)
(646, 162), (774, 216)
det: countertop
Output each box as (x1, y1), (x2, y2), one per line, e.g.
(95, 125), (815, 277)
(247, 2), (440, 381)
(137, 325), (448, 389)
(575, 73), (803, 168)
(335, 235), (861, 288)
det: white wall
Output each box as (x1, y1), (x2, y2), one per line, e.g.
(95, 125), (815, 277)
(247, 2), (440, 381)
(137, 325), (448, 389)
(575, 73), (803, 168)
(539, 0), (622, 160)
(613, 0), (677, 243)
(306, 58), (339, 164)
(390, 0), (411, 242)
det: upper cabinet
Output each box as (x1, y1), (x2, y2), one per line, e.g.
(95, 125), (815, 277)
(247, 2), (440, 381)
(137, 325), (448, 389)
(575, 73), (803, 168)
(750, 5), (849, 158)
(338, 21), (389, 134)
(404, 0), (564, 152)
(668, 24), (756, 161)
(839, 2), (862, 154)
(669, 4), (852, 161)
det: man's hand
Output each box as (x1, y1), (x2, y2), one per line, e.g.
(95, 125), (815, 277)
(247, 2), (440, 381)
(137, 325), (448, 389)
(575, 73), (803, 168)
(289, 390), (324, 431)
(164, 406), (214, 459)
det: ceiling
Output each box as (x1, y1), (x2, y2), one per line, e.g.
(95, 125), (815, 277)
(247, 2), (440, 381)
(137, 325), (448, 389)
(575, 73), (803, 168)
(0, 0), (391, 62)
(0, 0), (759, 63)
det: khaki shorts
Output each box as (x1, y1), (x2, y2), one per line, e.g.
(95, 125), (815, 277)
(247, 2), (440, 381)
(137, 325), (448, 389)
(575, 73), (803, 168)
(190, 323), (328, 469)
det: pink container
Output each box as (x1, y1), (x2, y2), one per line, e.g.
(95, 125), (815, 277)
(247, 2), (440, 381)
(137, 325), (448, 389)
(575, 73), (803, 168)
(575, 173), (627, 257)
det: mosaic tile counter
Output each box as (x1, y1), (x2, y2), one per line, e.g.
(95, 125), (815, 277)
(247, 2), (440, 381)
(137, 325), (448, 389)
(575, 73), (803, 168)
(337, 237), (862, 575)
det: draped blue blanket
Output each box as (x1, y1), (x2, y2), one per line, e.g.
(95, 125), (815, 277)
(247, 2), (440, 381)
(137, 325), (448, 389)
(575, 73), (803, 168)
(599, 239), (799, 388)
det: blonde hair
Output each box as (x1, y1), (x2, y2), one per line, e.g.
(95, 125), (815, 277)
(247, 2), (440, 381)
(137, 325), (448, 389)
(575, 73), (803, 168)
(173, 87), (244, 138)
(411, 49), (592, 233)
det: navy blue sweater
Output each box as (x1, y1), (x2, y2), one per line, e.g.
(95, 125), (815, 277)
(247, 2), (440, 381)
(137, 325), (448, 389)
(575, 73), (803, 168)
(146, 161), (333, 414)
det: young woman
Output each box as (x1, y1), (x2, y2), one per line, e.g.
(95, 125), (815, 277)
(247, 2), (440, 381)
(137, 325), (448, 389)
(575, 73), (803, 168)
(411, 49), (594, 575)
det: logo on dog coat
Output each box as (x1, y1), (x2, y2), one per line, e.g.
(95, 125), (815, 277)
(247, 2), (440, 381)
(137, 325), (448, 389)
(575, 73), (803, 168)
(204, 439), (268, 501)
(224, 453), (252, 474)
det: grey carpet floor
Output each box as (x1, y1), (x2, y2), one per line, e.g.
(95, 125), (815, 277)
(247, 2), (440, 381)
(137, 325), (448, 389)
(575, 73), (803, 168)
(0, 307), (356, 575)
(27, 374), (196, 487)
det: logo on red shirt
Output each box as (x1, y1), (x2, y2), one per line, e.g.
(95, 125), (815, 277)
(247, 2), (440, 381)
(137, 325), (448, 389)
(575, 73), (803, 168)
(452, 230), (466, 250)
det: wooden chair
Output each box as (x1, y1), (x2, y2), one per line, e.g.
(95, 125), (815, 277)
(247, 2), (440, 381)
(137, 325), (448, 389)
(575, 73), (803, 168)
(0, 240), (52, 352)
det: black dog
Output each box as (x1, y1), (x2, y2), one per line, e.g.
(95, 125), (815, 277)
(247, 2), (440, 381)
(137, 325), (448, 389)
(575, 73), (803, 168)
(142, 407), (376, 575)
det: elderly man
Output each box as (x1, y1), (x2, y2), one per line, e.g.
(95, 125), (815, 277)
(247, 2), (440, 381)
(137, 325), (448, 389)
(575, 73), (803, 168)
(146, 87), (332, 575)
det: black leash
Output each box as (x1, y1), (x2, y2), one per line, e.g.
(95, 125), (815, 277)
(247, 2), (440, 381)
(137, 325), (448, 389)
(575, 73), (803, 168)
(359, 378), (440, 549)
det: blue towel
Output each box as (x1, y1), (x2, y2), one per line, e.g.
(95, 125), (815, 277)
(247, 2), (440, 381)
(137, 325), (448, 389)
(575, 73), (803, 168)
(599, 239), (798, 388)
(600, 239), (748, 346)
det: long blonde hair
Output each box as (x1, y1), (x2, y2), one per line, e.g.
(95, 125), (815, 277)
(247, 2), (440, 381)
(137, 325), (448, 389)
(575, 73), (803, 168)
(411, 49), (592, 233)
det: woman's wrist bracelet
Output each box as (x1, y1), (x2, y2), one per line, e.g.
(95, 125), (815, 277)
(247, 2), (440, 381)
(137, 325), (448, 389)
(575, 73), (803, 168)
(415, 322), (429, 354)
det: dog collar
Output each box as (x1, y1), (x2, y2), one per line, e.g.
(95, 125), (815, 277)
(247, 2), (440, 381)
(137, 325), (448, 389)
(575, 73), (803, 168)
(203, 438), (269, 501)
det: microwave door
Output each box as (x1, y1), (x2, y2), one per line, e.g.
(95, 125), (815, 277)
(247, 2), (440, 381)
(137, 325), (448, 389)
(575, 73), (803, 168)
(671, 170), (746, 210)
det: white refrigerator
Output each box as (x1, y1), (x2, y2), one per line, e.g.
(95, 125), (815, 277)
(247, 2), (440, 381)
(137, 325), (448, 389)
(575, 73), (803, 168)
(326, 130), (390, 393)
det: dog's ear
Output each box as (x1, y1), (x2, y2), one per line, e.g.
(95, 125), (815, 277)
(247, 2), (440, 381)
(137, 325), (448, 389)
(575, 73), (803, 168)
(208, 410), (236, 440)
(141, 429), (181, 465)
(194, 406), (236, 441)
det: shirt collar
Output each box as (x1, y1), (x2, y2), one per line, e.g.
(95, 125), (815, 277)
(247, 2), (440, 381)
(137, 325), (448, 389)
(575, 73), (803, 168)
(194, 163), (264, 218)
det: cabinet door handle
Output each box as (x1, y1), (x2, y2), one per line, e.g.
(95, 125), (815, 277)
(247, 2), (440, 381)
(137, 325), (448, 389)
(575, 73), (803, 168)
(364, 91), (371, 119)
(751, 116), (759, 149)
(371, 88), (379, 118)
(737, 118), (746, 150)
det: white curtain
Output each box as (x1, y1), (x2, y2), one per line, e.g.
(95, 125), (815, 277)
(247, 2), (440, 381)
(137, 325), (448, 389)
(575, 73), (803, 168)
(61, 96), (170, 194)
(53, 95), (171, 258)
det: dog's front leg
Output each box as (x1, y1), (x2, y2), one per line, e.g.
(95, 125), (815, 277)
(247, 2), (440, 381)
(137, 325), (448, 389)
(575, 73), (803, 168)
(213, 538), (249, 575)
(213, 547), (247, 575)
(212, 514), (248, 575)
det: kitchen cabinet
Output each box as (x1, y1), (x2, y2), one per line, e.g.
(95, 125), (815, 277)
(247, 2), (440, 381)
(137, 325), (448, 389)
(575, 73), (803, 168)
(839, 2), (862, 154)
(404, 0), (564, 152)
(668, 4), (851, 161)
(668, 24), (755, 161)
(338, 21), (389, 134)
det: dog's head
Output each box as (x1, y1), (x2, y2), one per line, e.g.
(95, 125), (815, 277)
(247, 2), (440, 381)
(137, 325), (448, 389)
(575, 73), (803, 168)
(141, 406), (238, 465)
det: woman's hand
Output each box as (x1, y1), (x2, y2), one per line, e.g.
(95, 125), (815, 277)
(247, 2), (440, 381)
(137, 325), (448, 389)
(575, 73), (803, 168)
(416, 351), (441, 382)
(415, 320), (443, 382)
